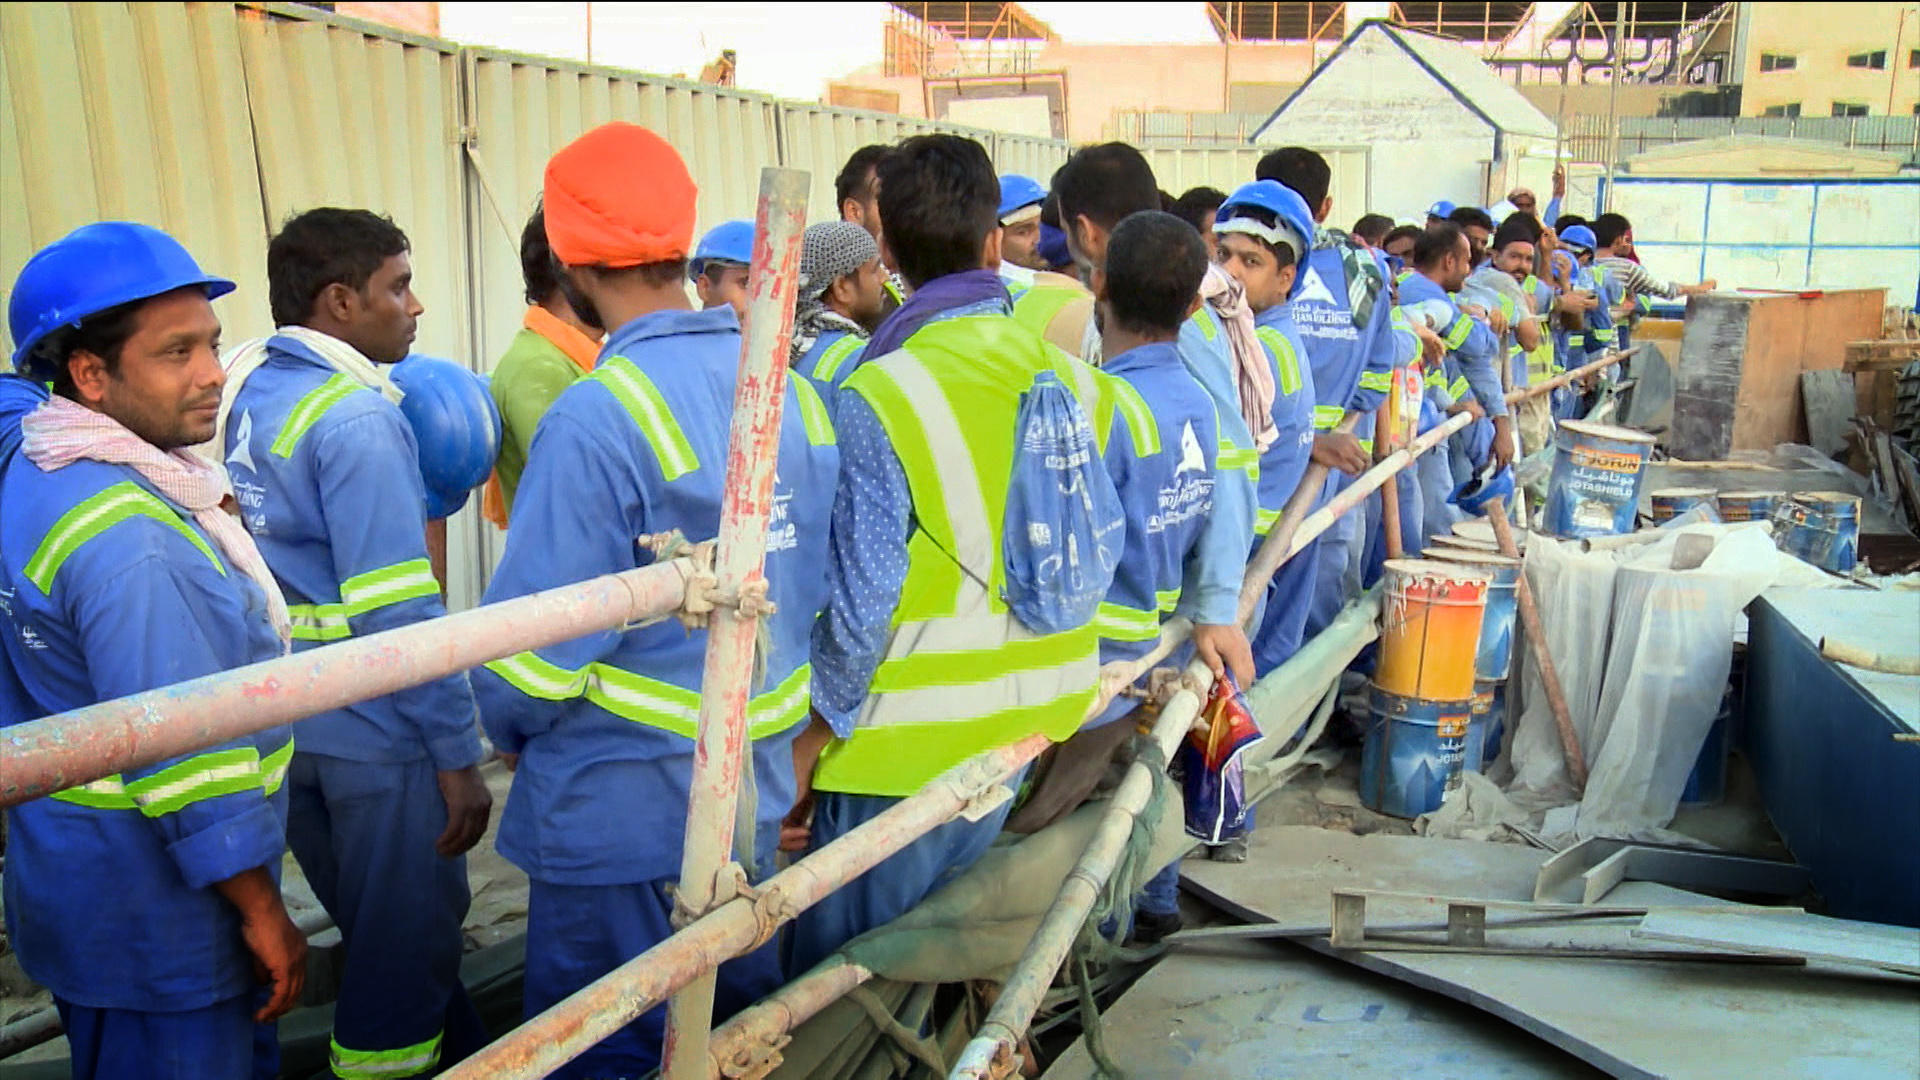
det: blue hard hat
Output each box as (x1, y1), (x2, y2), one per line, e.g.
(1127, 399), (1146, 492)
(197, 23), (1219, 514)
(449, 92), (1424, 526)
(391, 355), (501, 520)
(1427, 200), (1457, 219)
(9, 221), (235, 374)
(997, 174), (1046, 222)
(1037, 222), (1072, 270)
(1216, 180), (1317, 297)
(1559, 224), (1597, 253)
(689, 220), (754, 279)
(1449, 463), (1515, 516)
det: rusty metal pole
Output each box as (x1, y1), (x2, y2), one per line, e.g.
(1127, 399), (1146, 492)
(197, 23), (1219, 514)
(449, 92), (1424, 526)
(1376, 403), (1405, 561)
(0, 561), (692, 806)
(661, 166), (810, 1080)
(1482, 494), (1588, 793)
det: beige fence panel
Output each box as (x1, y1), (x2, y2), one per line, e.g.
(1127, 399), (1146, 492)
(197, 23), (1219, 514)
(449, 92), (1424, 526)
(0, 1), (270, 357)
(779, 104), (975, 223)
(1140, 145), (1371, 221)
(989, 134), (1069, 185)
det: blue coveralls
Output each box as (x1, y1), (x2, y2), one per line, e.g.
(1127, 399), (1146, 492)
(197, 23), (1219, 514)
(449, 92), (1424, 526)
(225, 335), (484, 1079)
(792, 292), (1132, 977)
(1248, 306), (1323, 677)
(1398, 272), (1509, 492)
(792, 327), (869, 394)
(3, 380), (292, 1080)
(1288, 239), (1407, 644)
(473, 307), (839, 1077)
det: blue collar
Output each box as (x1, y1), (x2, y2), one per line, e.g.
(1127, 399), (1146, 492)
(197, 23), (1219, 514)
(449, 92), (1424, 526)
(1102, 340), (1182, 374)
(601, 306), (740, 364)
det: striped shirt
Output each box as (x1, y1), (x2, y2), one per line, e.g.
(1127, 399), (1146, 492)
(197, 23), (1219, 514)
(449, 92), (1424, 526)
(1597, 255), (1683, 300)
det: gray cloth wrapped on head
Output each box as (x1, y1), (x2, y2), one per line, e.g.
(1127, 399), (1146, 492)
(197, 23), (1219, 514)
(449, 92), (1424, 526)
(792, 221), (879, 363)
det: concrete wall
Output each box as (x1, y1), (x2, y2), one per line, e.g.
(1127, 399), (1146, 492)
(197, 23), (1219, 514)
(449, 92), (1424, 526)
(1739, 2), (1920, 117)
(1257, 28), (1495, 217)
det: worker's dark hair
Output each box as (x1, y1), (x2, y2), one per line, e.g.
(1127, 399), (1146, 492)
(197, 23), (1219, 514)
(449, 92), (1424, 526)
(1592, 212), (1632, 249)
(1493, 214), (1541, 250)
(1383, 224), (1422, 251)
(1255, 147), (1331, 211)
(520, 204), (561, 306)
(268, 208), (411, 327)
(1104, 211), (1207, 337)
(876, 134), (999, 289)
(1158, 189), (1177, 213)
(1053, 142), (1160, 234)
(35, 298), (146, 400)
(1413, 222), (1466, 270)
(1351, 213), (1394, 245)
(835, 144), (890, 212)
(1553, 213), (1587, 233)
(1448, 205), (1494, 233)
(1170, 186), (1227, 235)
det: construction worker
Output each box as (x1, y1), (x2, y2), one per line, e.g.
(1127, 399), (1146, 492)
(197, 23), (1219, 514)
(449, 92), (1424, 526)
(1170, 186), (1227, 260)
(997, 173), (1049, 277)
(2, 222), (306, 1080)
(1212, 181), (1326, 679)
(1255, 147), (1428, 641)
(1592, 212), (1715, 355)
(1424, 199), (1457, 228)
(835, 143), (910, 311)
(691, 219), (753, 321)
(786, 134), (1140, 975)
(1039, 141), (1258, 689)
(472, 122), (839, 1077)
(1449, 205), (1496, 271)
(789, 220), (887, 392)
(220, 207), (490, 1080)
(1482, 216), (1559, 459)
(481, 204), (605, 527)
(1399, 221), (1516, 499)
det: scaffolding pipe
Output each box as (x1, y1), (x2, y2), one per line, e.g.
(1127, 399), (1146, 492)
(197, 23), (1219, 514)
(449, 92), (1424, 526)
(0, 560), (693, 806)
(707, 959), (875, 1077)
(438, 733), (1050, 1080)
(661, 166), (810, 1080)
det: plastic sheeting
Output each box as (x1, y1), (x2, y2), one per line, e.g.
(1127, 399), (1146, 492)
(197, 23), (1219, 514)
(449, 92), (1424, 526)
(1431, 522), (1848, 846)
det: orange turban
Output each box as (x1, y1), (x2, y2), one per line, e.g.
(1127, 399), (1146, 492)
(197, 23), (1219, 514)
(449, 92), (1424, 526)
(544, 122), (698, 268)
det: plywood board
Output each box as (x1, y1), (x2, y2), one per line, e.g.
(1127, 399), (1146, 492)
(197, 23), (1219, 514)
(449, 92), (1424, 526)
(1181, 827), (1920, 1080)
(1800, 370), (1857, 458)
(1634, 910), (1920, 976)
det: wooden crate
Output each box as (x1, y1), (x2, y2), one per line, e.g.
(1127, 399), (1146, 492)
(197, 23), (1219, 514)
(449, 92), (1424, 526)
(1670, 289), (1887, 460)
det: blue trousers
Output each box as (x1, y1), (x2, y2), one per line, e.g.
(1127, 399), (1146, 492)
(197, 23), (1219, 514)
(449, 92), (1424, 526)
(1304, 473), (1361, 643)
(285, 753), (484, 1078)
(785, 774), (1022, 978)
(1418, 443), (1462, 544)
(523, 880), (782, 1079)
(1252, 533), (1317, 678)
(56, 994), (274, 1080)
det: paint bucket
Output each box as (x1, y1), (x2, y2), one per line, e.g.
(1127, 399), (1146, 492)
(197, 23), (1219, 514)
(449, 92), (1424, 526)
(1464, 679), (1506, 774)
(1427, 551), (1521, 683)
(1773, 491), (1861, 573)
(1542, 420), (1656, 539)
(1649, 487), (1716, 524)
(1375, 559), (1490, 703)
(1715, 490), (1777, 523)
(1359, 684), (1472, 819)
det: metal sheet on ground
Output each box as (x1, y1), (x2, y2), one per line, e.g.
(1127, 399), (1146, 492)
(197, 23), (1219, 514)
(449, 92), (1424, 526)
(1179, 827), (1920, 1080)
(1040, 943), (1607, 1080)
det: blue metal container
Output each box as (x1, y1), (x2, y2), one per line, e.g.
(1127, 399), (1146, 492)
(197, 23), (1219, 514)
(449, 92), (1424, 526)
(1773, 491), (1861, 573)
(1358, 684), (1472, 819)
(1543, 420), (1656, 539)
(1680, 697), (1732, 807)
(1715, 490), (1777, 523)
(1428, 550), (1521, 683)
(1649, 486), (1718, 525)
(1464, 679), (1506, 773)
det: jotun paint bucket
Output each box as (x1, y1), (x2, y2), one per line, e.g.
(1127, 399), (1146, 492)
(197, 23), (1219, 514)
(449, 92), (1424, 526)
(1359, 684), (1473, 819)
(1773, 491), (1862, 573)
(1375, 559), (1489, 703)
(1715, 490), (1777, 523)
(1428, 550), (1521, 684)
(1649, 487), (1717, 524)
(1464, 679), (1506, 774)
(1543, 420), (1656, 539)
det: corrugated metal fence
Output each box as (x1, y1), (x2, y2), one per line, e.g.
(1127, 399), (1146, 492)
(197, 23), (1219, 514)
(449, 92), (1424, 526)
(0, 2), (1077, 607)
(1565, 115), (1920, 164)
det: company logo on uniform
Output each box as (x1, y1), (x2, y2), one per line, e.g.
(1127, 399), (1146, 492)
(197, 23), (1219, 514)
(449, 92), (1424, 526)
(226, 411), (257, 475)
(1175, 421), (1207, 476)
(1293, 267), (1339, 308)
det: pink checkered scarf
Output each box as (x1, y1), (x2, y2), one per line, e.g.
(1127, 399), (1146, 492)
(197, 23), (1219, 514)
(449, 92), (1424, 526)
(1199, 263), (1279, 453)
(22, 395), (291, 647)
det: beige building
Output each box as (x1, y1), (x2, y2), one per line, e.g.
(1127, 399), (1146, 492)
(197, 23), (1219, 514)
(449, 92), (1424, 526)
(1737, 2), (1920, 117)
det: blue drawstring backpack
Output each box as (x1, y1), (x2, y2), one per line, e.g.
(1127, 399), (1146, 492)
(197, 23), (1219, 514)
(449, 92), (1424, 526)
(1000, 371), (1124, 635)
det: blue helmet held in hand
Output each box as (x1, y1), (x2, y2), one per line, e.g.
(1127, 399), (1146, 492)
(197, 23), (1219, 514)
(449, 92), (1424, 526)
(391, 355), (501, 519)
(1449, 463), (1515, 516)
(9, 222), (235, 376)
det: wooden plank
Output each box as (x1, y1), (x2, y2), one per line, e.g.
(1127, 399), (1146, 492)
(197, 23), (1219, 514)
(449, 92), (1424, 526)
(1801, 370), (1857, 458)
(1633, 909), (1920, 976)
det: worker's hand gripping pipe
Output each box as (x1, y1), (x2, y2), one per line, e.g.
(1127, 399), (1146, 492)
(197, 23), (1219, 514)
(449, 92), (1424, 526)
(659, 166), (811, 1080)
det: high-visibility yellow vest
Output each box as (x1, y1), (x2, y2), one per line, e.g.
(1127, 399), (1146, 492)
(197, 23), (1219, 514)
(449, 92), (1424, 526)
(811, 314), (1144, 797)
(1008, 274), (1096, 359)
(1519, 275), (1559, 382)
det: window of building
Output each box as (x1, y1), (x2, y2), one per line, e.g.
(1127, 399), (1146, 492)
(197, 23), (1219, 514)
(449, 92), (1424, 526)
(1759, 53), (1797, 72)
(1847, 51), (1888, 70)
(1910, 48), (1920, 68)
(1832, 102), (1870, 117)
(1762, 103), (1802, 118)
